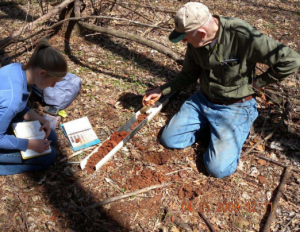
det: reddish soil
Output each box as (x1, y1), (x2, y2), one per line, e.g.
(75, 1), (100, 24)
(125, 169), (170, 191)
(178, 184), (203, 200)
(130, 113), (149, 130)
(142, 150), (171, 165)
(85, 131), (129, 174)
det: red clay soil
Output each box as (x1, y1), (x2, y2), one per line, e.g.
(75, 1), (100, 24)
(85, 131), (129, 174)
(178, 184), (203, 200)
(125, 169), (170, 191)
(130, 113), (149, 130)
(142, 149), (171, 165)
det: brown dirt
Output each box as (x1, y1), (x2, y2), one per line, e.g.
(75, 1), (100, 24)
(142, 150), (171, 165)
(130, 113), (149, 130)
(125, 169), (170, 191)
(178, 184), (203, 201)
(1, 0), (300, 231)
(85, 131), (129, 174)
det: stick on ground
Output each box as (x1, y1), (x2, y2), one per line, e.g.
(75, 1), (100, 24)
(262, 166), (292, 232)
(85, 182), (172, 209)
(198, 210), (216, 232)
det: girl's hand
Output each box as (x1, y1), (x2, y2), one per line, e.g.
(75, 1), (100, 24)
(28, 139), (52, 153)
(40, 120), (51, 139)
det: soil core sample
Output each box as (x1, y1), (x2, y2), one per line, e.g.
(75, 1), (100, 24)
(85, 131), (129, 174)
(130, 113), (149, 130)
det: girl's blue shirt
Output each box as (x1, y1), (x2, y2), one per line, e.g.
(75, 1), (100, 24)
(0, 63), (31, 151)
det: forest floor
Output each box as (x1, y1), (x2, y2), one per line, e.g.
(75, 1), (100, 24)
(0, 0), (300, 231)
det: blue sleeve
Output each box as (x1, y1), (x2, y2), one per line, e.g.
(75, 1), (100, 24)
(0, 91), (29, 151)
(0, 66), (29, 151)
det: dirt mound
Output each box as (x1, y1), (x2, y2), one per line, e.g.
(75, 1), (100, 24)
(126, 169), (169, 191)
(178, 185), (203, 200)
(85, 131), (129, 174)
(143, 150), (171, 165)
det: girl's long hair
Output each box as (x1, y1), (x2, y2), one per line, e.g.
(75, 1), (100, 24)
(22, 38), (67, 78)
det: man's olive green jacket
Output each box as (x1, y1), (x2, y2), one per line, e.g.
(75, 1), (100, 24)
(160, 16), (300, 100)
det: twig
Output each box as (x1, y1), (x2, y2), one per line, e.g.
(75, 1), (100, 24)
(58, 146), (95, 163)
(173, 218), (193, 232)
(262, 166), (292, 232)
(105, 0), (176, 13)
(153, 218), (160, 232)
(254, 153), (300, 173)
(165, 207), (193, 232)
(105, 177), (123, 192)
(141, 20), (162, 37)
(242, 101), (291, 157)
(165, 167), (192, 176)
(114, 2), (153, 22)
(198, 211), (216, 232)
(85, 182), (172, 209)
(282, 214), (299, 231)
(130, 212), (139, 226)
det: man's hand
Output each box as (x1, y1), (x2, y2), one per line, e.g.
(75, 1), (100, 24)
(28, 139), (51, 153)
(142, 88), (162, 106)
(253, 80), (268, 104)
(40, 120), (51, 139)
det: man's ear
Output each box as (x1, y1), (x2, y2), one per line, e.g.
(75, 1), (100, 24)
(197, 28), (207, 39)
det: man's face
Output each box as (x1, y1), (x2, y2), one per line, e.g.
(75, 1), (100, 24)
(182, 30), (206, 48)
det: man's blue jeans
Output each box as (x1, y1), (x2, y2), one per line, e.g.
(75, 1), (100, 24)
(160, 91), (258, 178)
(0, 119), (58, 175)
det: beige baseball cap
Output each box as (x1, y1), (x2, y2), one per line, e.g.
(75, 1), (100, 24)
(169, 2), (211, 43)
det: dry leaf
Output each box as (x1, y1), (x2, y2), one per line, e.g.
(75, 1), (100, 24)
(233, 216), (249, 229)
(18, 194), (28, 204)
(170, 226), (180, 232)
(257, 144), (265, 151)
(257, 159), (267, 165)
(258, 175), (266, 184)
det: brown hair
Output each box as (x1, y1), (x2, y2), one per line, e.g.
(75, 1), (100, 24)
(22, 38), (67, 78)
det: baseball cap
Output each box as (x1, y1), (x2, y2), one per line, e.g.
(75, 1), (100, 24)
(169, 2), (211, 43)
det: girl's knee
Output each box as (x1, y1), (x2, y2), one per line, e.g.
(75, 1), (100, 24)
(42, 148), (57, 168)
(48, 129), (58, 146)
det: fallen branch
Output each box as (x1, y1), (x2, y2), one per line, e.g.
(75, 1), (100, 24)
(262, 166), (292, 232)
(198, 211), (216, 232)
(0, 0), (75, 50)
(79, 21), (181, 62)
(85, 182), (172, 209)
(45, 15), (172, 33)
(242, 101), (291, 157)
(73, 0), (182, 64)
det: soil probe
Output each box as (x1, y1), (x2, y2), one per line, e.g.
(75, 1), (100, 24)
(80, 93), (174, 172)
